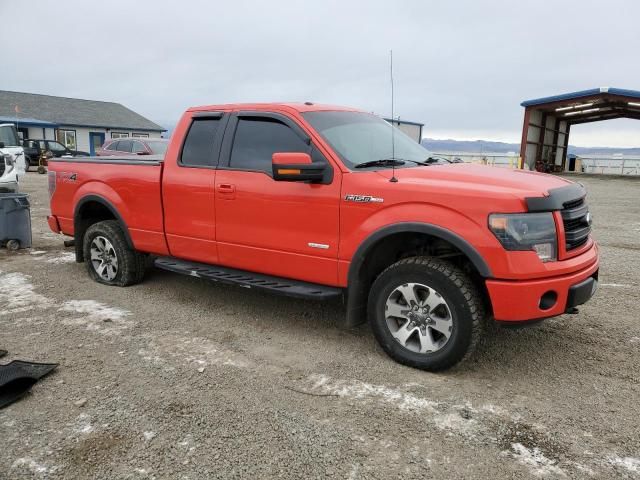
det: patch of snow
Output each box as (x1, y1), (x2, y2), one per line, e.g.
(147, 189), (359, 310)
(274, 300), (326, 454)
(11, 457), (49, 475)
(309, 374), (439, 413)
(73, 413), (94, 435)
(509, 443), (566, 477)
(0, 270), (52, 315)
(143, 431), (156, 441)
(630, 337), (640, 344)
(600, 283), (633, 288)
(58, 300), (133, 334)
(29, 250), (46, 255)
(138, 334), (251, 369)
(609, 456), (640, 473)
(45, 252), (76, 264)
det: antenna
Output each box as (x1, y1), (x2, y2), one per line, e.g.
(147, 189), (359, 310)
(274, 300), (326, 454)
(389, 50), (398, 183)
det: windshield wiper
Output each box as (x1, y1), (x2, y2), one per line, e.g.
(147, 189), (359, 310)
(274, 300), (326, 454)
(354, 159), (406, 169)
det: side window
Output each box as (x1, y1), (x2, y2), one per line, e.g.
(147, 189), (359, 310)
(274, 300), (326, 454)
(229, 118), (309, 173)
(118, 140), (133, 153)
(132, 141), (146, 153)
(180, 118), (220, 167)
(106, 141), (120, 151)
(48, 141), (66, 153)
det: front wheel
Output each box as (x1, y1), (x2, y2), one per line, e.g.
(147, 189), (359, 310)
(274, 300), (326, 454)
(368, 257), (484, 371)
(83, 220), (146, 286)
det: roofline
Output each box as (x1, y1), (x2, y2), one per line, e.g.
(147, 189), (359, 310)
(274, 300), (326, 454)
(521, 87), (640, 107)
(0, 89), (126, 106)
(56, 122), (166, 132)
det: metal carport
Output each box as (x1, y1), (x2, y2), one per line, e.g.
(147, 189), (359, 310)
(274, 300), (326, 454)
(519, 87), (640, 171)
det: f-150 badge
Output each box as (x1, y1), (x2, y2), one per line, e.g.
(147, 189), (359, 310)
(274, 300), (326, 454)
(344, 194), (384, 203)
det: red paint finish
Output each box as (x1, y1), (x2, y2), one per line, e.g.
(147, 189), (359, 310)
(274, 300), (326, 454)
(487, 250), (598, 321)
(48, 102), (599, 325)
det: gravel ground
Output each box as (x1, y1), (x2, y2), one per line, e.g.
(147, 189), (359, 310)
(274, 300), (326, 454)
(1, 172), (639, 479)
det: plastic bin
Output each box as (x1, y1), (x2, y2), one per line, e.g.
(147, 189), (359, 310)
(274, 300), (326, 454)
(0, 193), (32, 250)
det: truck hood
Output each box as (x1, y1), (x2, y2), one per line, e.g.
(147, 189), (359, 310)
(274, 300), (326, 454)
(388, 163), (573, 198)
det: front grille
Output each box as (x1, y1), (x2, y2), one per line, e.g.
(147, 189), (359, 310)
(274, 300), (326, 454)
(561, 197), (591, 250)
(0, 157), (5, 177)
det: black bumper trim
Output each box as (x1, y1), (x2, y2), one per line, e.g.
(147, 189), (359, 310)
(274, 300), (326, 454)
(566, 270), (598, 310)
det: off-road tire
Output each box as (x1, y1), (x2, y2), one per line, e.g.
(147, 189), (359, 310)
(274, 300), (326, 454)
(83, 220), (146, 286)
(368, 256), (484, 371)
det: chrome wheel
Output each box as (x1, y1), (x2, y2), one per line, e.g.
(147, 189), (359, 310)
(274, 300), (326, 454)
(385, 282), (453, 354)
(90, 236), (118, 281)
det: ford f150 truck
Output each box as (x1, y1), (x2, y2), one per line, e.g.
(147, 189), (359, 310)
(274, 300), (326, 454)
(47, 103), (598, 371)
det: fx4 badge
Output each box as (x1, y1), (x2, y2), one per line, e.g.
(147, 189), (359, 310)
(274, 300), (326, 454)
(344, 194), (384, 203)
(60, 172), (78, 183)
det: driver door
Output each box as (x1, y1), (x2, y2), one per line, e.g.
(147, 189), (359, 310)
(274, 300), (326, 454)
(214, 112), (341, 286)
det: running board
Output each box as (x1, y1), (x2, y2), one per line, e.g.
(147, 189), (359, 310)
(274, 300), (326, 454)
(154, 257), (342, 300)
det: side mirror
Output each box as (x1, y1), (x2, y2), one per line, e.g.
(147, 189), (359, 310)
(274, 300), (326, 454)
(272, 152), (326, 182)
(136, 151), (150, 155)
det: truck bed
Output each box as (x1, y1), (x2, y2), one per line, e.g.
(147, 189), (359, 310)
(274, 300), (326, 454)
(48, 155), (168, 256)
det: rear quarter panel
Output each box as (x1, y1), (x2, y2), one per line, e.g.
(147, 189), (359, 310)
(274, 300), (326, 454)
(49, 159), (168, 255)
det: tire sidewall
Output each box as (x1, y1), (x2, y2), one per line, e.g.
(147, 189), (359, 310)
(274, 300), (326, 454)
(83, 223), (125, 286)
(369, 261), (475, 369)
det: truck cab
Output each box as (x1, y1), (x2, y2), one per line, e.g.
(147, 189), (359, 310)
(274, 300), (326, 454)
(0, 123), (26, 192)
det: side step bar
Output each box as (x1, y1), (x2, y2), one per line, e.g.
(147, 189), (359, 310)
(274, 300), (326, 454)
(154, 257), (342, 300)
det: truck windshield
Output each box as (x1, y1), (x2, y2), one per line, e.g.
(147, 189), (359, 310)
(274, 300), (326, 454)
(302, 111), (430, 169)
(0, 125), (20, 147)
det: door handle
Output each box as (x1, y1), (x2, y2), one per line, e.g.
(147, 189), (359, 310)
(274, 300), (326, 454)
(217, 184), (235, 193)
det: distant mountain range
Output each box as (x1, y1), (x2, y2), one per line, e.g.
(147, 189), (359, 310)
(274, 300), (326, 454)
(421, 138), (640, 156)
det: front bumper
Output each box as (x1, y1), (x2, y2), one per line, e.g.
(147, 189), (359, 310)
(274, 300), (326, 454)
(0, 180), (18, 193)
(486, 247), (599, 322)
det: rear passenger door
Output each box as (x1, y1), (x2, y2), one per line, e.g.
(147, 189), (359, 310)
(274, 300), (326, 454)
(214, 112), (341, 286)
(162, 112), (228, 264)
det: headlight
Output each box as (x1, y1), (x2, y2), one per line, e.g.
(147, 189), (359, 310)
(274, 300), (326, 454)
(489, 212), (557, 262)
(2, 153), (14, 174)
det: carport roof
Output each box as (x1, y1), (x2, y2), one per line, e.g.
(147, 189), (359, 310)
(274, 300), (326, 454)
(520, 87), (640, 125)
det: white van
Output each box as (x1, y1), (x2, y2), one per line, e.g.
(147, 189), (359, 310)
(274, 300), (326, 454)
(0, 123), (26, 192)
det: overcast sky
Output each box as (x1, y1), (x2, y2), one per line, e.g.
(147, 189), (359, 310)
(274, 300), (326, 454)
(2, 0), (639, 147)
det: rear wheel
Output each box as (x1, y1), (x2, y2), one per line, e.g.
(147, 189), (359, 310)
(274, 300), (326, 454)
(83, 220), (146, 286)
(24, 157), (31, 172)
(368, 256), (484, 371)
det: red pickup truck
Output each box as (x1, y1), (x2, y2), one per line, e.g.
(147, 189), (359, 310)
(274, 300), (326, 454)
(47, 103), (598, 371)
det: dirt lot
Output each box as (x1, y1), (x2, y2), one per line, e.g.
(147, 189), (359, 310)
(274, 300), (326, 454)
(0, 172), (639, 479)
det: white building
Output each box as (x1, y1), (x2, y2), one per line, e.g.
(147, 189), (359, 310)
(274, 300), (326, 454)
(384, 118), (424, 143)
(0, 90), (165, 155)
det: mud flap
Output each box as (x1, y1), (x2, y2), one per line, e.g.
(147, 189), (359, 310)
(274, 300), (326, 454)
(0, 360), (58, 409)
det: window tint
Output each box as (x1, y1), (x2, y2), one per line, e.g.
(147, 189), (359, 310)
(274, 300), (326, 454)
(230, 118), (308, 172)
(180, 118), (220, 167)
(117, 140), (133, 153)
(132, 141), (146, 153)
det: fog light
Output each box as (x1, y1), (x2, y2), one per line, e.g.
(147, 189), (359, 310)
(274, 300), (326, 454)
(539, 291), (558, 310)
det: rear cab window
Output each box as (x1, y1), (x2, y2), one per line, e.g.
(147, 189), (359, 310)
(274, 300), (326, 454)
(180, 116), (222, 167)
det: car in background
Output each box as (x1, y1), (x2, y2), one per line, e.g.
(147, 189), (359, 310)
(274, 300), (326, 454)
(425, 153), (464, 165)
(22, 139), (90, 170)
(97, 138), (169, 157)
